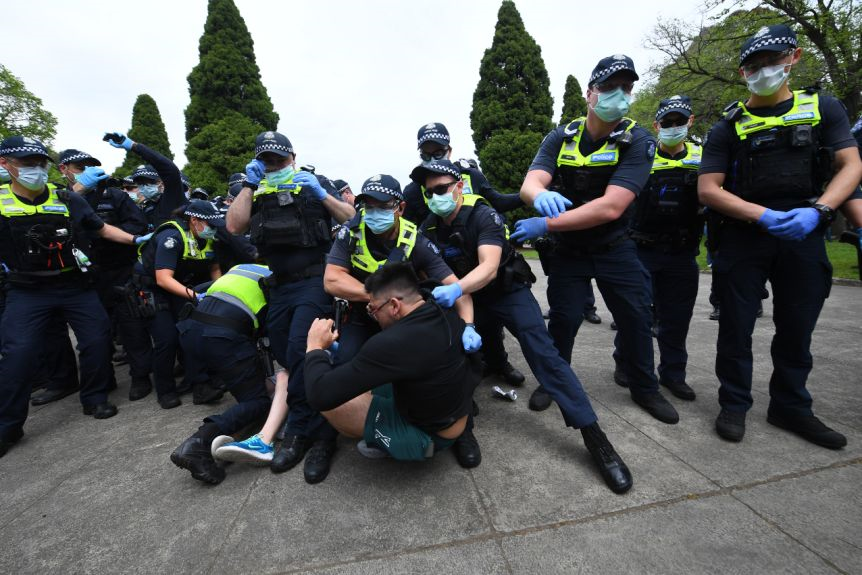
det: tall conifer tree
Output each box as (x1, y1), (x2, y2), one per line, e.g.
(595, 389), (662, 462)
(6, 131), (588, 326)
(115, 94), (172, 177)
(559, 75), (587, 124)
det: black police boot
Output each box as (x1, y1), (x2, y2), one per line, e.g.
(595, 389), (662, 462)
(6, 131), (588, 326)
(30, 387), (78, 406)
(275, 421), (289, 441)
(453, 430), (482, 469)
(129, 377), (153, 401)
(271, 434), (310, 473)
(767, 412), (847, 450)
(0, 429), (24, 459)
(112, 350), (129, 365)
(158, 392), (182, 410)
(709, 305), (720, 321)
(170, 436), (225, 485)
(82, 402), (118, 419)
(715, 408), (746, 442)
(581, 422), (632, 494)
(630, 392), (679, 424)
(528, 386), (553, 411)
(303, 439), (337, 484)
(613, 367), (630, 388)
(497, 362), (526, 387)
(660, 379), (696, 401)
(584, 308), (602, 325)
(756, 302), (764, 318)
(192, 382), (224, 405)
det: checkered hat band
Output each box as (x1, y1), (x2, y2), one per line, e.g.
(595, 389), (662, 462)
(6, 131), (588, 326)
(184, 210), (221, 221)
(133, 169), (159, 179)
(0, 144), (48, 157)
(590, 63), (631, 85)
(418, 132), (450, 145)
(656, 103), (692, 119)
(363, 183), (402, 198)
(255, 143), (294, 155)
(60, 152), (94, 164)
(740, 36), (797, 63)
(430, 165), (460, 179)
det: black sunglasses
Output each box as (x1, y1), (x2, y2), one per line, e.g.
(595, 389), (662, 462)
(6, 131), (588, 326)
(419, 148), (450, 162)
(423, 181), (458, 199)
(659, 117), (688, 128)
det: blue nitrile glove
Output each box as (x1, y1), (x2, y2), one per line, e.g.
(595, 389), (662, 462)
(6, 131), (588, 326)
(133, 232), (153, 245)
(76, 166), (108, 189)
(510, 217), (548, 243)
(857, 227), (862, 250)
(534, 190), (572, 218)
(292, 171), (326, 200)
(328, 341), (340, 353)
(757, 208), (788, 230)
(462, 324), (482, 353)
(768, 207), (820, 241)
(245, 159), (265, 185)
(196, 292), (206, 302)
(432, 282), (462, 308)
(105, 132), (134, 150)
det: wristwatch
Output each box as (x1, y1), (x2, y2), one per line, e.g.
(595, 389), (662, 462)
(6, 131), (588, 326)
(812, 203), (836, 226)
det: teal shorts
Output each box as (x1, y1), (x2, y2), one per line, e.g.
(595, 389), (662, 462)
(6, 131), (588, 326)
(363, 384), (455, 461)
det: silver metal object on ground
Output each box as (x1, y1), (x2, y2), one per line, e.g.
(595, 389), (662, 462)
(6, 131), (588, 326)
(492, 385), (517, 401)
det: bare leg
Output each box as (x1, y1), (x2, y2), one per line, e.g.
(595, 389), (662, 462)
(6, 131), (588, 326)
(321, 392), (373, 438)
(259, 370), (289, 444)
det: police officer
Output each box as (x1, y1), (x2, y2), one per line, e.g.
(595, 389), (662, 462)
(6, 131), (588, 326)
(628, 96), (703, 401)
(170, 263), (275, 485)
(332, 179), (356, 207)
(0, 136), (147, 458)
(136, 200), (225, 409)
(104, 132), (188, 229)
(403, 123), (524, 223)
(322, 174), (478, 466)
(226, 131), (355, 484)
(405, 124), (526, 388)
(698, 25), (862, 447)
(55, 148), (152, 401)
(513, 55), (678, 425)
(413, 160), (632, 493)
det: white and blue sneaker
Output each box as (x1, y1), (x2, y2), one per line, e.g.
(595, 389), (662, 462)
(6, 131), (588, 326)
(214, 434), (274, 465)
(210, 435), (235, 460)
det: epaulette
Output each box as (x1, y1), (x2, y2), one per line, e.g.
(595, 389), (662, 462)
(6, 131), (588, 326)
(561, 119), (584, 142)
(723, 101), (743, 122)
(802, 83), (821, 95)
(609, 119), (635, 147)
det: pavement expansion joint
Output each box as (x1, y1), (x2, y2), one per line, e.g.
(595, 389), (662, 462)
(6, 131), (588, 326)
(204, 474), (262, 574)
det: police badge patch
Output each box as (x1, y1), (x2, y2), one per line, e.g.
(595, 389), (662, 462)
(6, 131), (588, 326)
(164, 237), (177, 249)
(646, 140), (656, 159)
(426, 240), (440, 255)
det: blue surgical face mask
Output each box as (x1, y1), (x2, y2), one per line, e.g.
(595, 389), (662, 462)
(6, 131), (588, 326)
(658, 125), (689, 147)
(364, 207), (396, 234)
(198, 223), (217, 240)
(746, 63), (790, 96)
(14, 165), (49, 191)
(0, 167), (10, 183)
(265, 165), (295, 186)
(592, 87), (631, 122)
(128, 191), (140, 203)
(138, 183), (161, 200)
(428, 191), (457, 217)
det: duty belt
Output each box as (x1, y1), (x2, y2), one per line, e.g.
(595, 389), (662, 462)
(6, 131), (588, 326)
(187, 308), (255, 338)
(264, 263), (325, 287)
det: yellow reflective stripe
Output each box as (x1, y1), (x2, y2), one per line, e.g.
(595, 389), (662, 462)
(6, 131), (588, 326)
(734, 91), (821, 140)
(0, 184), (69, 217)
(350, 215), (418, 273)
(252, 177), (304, 198)
(651, 143), (702, 172)
(556, 117), (636, 168)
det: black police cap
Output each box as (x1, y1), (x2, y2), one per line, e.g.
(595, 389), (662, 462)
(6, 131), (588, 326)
(332, 179), (350, 193)
(588, 54), (639, 87)
(655, 95), (693, 121)
(183, 199), (225, 226)
(58, 149), (101, 167)
(0, 136), (52, 160)
(358, 174), (404, 202)
(416, 123), (450, 148)
(409, 160), (462, 186)
(739, 24), (798, 66)
(190, 187), (210, 201)
(254, 131), (294, 158)
(130, 164), (160, 182)
(228, 172), (246, 187)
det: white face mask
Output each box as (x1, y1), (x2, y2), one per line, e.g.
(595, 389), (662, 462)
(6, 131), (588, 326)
(14, 165), (49, 191)
(746, 63), (790, 96)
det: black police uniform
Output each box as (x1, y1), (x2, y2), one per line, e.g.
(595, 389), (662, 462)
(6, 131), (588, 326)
(530, 119), (663, 399)
(630, 142), (702, 389)
(132, 143), (188, 230)
(0, 152), (116, 447)
(699, 89), (857, 419)
(420, 194), (599, 429)
(135, 217), (218, 403)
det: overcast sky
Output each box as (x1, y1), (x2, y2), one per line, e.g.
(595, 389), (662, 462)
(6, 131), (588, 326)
(3, 0), (712, 192)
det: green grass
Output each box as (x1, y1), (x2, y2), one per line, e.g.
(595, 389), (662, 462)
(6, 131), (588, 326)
(521, 240), (860, 280)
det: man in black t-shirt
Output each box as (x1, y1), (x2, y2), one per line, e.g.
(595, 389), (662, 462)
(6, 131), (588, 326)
(698, 25), (862, 448)
(306, 263), (479, 463)
(514, 55), (678, 426)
